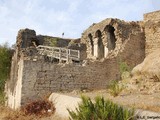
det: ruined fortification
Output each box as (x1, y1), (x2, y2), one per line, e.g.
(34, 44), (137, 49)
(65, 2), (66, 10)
(5, 10), (160, 109)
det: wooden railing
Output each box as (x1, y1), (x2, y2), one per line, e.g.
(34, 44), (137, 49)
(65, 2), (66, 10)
(36, 45), (80, 62)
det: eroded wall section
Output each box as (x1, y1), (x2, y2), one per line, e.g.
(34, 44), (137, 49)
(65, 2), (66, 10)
(144, 11), (160, 55)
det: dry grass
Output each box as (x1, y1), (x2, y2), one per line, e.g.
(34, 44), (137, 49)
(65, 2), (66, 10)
(22, 99), (55, 116)
(129, 103), (160, 113)
(0, 98), (68, 120)
(0, 105), (68, 120)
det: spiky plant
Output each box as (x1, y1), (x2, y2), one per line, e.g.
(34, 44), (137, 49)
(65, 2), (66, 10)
(68, 96), (134, 120)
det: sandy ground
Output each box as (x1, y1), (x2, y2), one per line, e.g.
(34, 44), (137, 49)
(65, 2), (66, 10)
(49, 93), (81, 119)
(64, 89), (160, 113)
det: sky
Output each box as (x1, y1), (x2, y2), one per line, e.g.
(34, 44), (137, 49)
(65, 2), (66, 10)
(0, 0), (160, 45)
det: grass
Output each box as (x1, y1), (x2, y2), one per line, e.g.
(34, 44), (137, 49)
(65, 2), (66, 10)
(119, 62), (131, 75)
(0, 91), (6, 105)
(0, 105), (67, 120)
(108, 80), (124, 97)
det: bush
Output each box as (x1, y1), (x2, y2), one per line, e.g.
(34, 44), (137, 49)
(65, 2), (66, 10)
(22, 99), (55, 116)
(0, 43), (12, 105)
(0, 43), (12, 91)
(119, 62), (131, 75)
(108, 80), (124, 97)
(68, 96), (134, 120)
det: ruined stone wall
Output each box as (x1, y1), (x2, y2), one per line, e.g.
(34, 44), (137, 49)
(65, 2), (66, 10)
(144, 10), (160, 55)
(81, 18), (145, 67)
(8, 10), (160, 109)
(19, 59), (119, 105)
(117, 31), (145, 67)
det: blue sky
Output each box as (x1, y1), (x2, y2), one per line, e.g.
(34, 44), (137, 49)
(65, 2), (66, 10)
(0, 0), (160, 45)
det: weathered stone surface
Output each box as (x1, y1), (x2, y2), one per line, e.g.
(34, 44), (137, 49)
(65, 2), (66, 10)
(81, 18), (145, 62)
(16, 28), (37, 49)
(144, 11), (160, 55)
(132, 49), (160, 80)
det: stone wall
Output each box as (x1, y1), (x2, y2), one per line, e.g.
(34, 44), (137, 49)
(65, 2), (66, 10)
(144, 10), (160, 55)
(117, 32), (145, 67)
(81, 18), (145, 67)
(17, 58), (120, 105)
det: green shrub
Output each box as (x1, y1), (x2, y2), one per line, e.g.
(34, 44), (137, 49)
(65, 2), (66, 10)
(108, 80), (124, 97)
(0, 43), (12, 105)
(0, 43), (12, 91)
(119, 62), (131, 75)
(68, 96), (134, 120)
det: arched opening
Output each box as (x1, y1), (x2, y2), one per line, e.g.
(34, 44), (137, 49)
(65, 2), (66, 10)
(95, 30), (104, 59)
(105, 25), (116, 51)
(88, 34), (94, 56)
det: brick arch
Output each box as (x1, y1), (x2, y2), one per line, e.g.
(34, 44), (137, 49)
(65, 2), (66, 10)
(104, 25), (117, 51)
(95, 30), (104, 59)
(88, 33), (94, 56)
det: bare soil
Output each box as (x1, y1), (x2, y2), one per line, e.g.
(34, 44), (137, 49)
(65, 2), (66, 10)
(65, 89), (160, 113)
(1, 90), (160, 120)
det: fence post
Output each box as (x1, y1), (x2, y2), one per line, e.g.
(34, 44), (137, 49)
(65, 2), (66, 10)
(59, 48), (62, 63)
(78, 51), (80, 60)
(66, 49), (68, 63)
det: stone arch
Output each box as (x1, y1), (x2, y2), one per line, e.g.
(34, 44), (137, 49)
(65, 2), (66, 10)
(105, 25), (116, 51)
(95, 30), (104, 59)
(88, 34), (94, 56)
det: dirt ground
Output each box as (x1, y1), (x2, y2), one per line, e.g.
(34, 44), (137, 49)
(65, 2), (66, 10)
(65, 89), (160, 113)
(0, 89), (160, 120)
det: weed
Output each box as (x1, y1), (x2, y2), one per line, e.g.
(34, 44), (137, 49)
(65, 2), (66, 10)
(119, 62), (131, 75)
(108, 80), (124, 97)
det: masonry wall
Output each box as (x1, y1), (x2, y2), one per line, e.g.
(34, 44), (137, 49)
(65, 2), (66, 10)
(81, 18), (145, 67)
(81, 18), (145, 61)
(144, 11), (160, 55)
(117, 32), (145, 67)
(20, 59), (120, 105)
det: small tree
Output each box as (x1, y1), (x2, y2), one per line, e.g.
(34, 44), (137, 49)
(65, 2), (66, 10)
(0, 43), (12, 91)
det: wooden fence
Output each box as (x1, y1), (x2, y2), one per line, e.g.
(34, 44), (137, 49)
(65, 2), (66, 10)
(36, 45), (80, 62)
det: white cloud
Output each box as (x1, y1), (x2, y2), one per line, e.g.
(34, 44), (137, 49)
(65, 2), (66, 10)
(0, 0), (157, 45)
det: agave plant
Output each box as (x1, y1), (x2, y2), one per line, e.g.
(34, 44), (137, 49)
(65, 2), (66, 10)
(68, 95), (134, 120)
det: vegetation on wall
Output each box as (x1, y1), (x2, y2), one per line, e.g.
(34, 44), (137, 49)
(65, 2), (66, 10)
(44, 37), (60, 47)
(68, 96), (134, 120)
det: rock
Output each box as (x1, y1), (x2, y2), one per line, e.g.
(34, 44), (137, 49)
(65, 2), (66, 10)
(132, 49), (160, 81)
